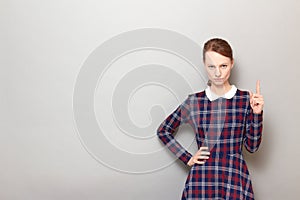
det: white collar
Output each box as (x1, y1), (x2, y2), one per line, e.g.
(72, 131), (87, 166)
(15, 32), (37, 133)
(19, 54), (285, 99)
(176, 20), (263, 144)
(205, 85), (237, 101)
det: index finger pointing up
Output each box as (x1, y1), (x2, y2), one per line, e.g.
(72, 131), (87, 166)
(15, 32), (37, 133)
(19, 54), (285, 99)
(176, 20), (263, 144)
(256, 80), (261, 95)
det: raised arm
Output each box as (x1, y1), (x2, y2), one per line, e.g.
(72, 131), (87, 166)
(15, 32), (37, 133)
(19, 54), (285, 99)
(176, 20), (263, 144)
(156, 95), (193, 165)
(244, 80), (264, 153)
(243, 107), (263, 153)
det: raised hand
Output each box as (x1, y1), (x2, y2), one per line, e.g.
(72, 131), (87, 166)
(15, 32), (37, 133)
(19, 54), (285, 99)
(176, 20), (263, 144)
(249, 80), (264, 114)
(187, 146), (210, 166)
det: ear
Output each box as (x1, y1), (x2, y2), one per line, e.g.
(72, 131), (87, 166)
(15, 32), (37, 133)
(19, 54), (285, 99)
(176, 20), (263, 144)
(230, 58), (234, 69)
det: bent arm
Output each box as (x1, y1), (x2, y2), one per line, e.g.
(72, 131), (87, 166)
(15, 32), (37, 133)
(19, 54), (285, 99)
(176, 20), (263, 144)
(243, 107), (263, 153)
(156, 96), (193, 165)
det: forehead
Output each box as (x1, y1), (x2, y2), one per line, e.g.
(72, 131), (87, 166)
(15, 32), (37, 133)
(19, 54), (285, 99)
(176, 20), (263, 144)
(204, 51), (231, 65)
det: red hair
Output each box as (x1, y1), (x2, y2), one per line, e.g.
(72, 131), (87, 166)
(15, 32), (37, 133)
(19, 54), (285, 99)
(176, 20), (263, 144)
(203, 38), (233, 62)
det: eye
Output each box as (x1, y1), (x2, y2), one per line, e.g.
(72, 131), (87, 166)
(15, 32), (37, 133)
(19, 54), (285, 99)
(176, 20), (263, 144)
(221, 64), (228, 68)
(208, 65), (215, 69)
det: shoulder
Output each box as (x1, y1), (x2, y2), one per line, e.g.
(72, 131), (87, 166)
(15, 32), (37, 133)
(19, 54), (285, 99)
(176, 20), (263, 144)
(235, 88), (251, 110)
(235, 88), (250, 98)
(187, 90), (206, 99)
(183, 90), (206, 108)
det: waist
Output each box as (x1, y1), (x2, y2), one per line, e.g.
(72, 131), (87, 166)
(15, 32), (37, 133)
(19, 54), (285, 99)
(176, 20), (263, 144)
(207, 151), (242, 158)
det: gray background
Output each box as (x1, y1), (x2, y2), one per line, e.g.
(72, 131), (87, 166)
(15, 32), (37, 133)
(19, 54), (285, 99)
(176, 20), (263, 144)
(1, 0), (300, 199)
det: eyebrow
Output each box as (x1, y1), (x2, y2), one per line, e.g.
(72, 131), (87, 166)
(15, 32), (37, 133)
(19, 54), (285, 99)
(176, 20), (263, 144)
(219, 63), (229, 65)
(207, 63), (229, 66)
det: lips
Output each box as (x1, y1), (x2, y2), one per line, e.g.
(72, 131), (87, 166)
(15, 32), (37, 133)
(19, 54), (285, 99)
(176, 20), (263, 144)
(214, 79), (223, 82)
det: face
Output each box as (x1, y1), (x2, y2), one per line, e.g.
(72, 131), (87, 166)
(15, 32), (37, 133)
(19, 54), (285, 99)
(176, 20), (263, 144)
(204, 51), (234, 87)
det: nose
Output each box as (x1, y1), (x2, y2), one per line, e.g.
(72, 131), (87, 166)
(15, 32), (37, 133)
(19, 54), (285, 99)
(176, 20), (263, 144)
(215, 67), (221, 77)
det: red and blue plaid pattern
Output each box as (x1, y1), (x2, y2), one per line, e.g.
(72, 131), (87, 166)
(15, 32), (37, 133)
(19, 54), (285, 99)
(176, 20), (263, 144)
(157, 89), (263, 200)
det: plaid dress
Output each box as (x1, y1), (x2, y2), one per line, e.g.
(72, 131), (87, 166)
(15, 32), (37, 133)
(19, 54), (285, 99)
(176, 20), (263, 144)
(157, 89), (263, 200)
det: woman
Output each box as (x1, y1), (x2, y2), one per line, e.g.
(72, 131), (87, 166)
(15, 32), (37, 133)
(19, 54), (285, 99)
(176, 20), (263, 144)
(156, 38), (264, 199)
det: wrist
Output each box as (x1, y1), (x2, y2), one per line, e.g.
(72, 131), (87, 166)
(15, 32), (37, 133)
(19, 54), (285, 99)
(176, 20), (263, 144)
(187, 157), (194, 166)
(253, 110), (263, 115)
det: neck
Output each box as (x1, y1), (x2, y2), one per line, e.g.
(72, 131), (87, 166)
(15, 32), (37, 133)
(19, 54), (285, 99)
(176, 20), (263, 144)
(210, 82), (232, 96)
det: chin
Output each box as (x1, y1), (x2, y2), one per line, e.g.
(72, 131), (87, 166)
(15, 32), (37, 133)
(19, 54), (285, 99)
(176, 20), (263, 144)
(212, 81), (225, 86)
